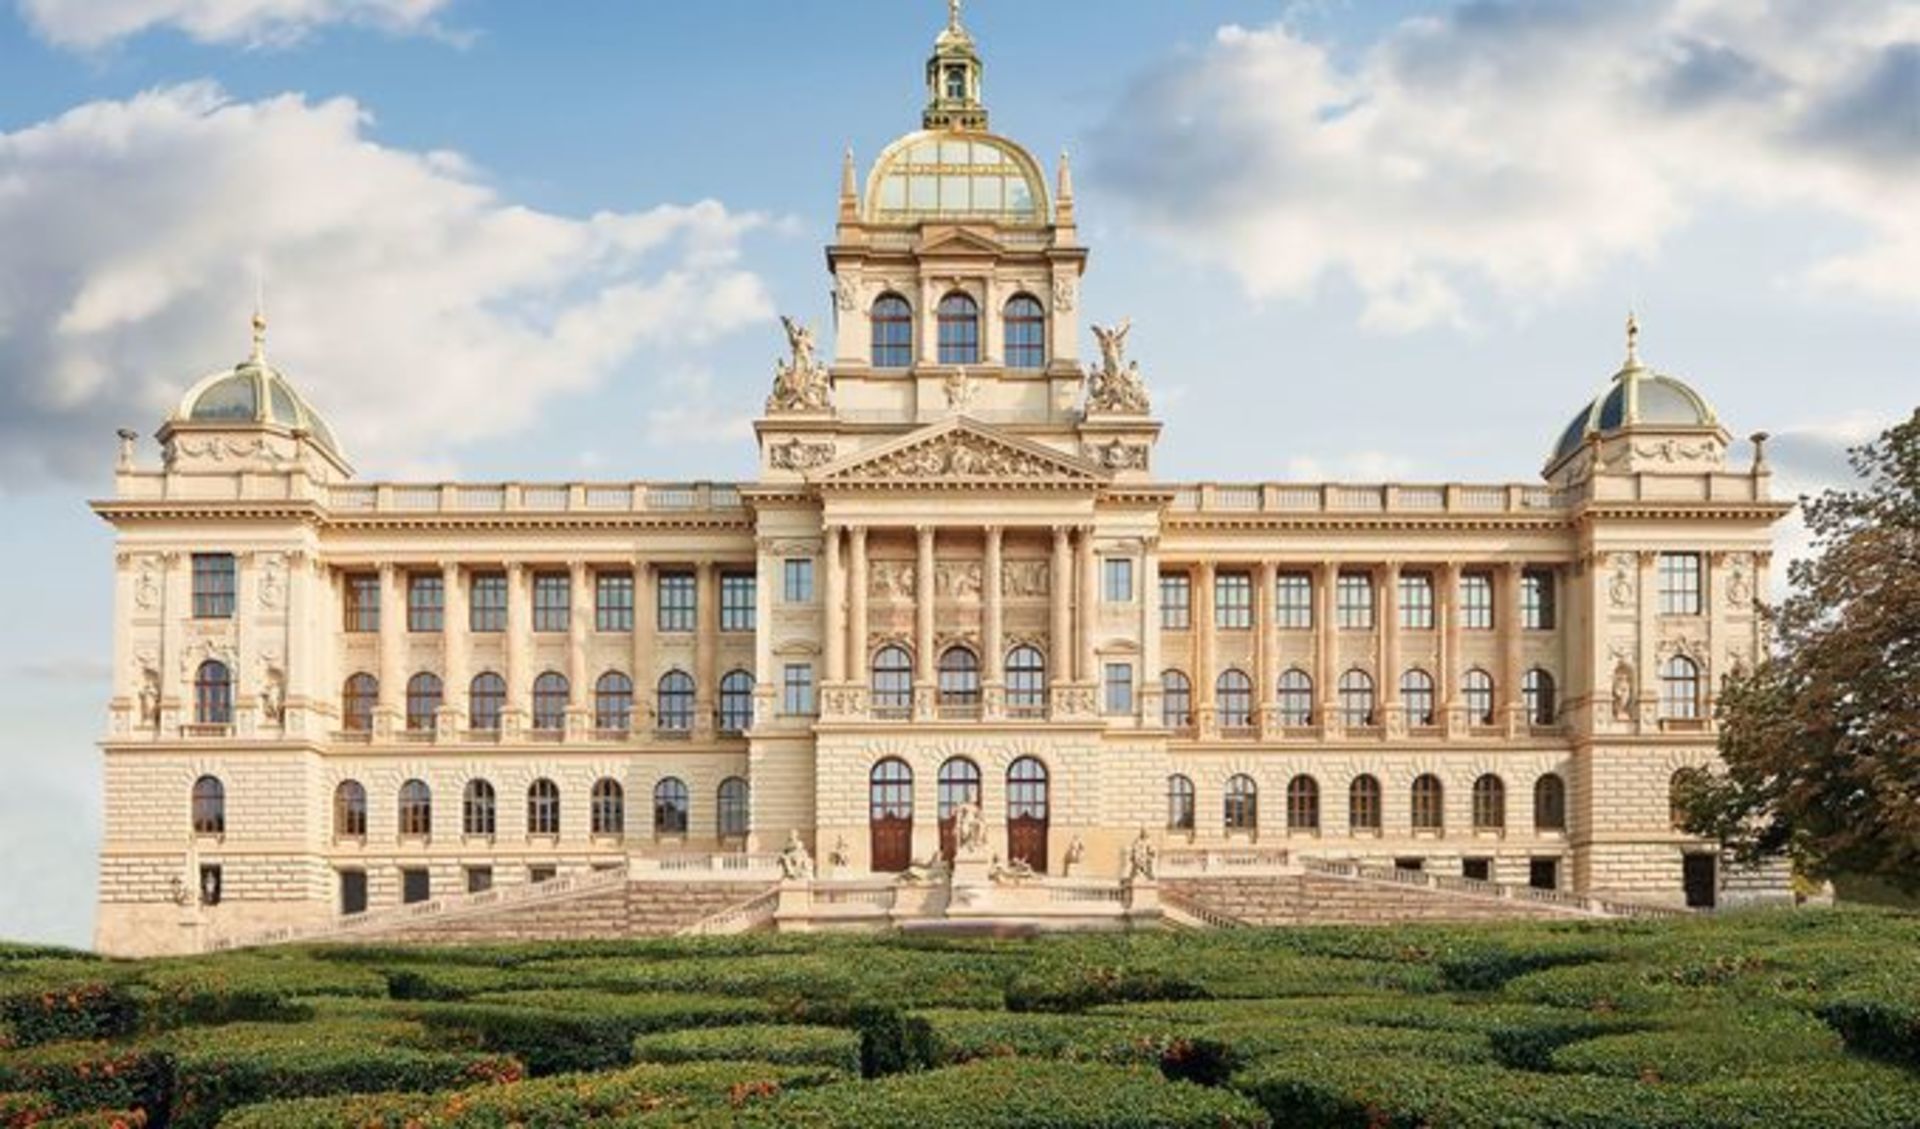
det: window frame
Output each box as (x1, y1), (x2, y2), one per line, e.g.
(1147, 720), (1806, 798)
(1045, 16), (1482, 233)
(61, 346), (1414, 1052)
(1161, 669), (1193, 729)
(870, 293), (914, 368)
(527, 777), (562, 837)
(1521, 568), (1556, 630)
(1411, 774), (1445, 831)
(595, 571), (634, 633)
(1472, 774), (1507, 831)
(1275, 572), (1313, 630)
(782, 662), (816, 716)
(405, 672), (443, 731)
(1224, 774), (1258, 833)
(462, 779), (495, 836)
(1398, 572), (1435, 630)
(1659, 552), (1704, 616)
(1337, 669), (1375, 726)
(717, 669), (755, 733)
(1102, 557), (1134, 604)
(191, 553), (237, 619)
(594, 671), (634, 732)
(469, 672), (506, 731)
(936, 291), (981, 365)
(782, 558), (815, 604)
(1159, 573), (1192, 631)
(1214, 571), (1253, 630)
(531, 572), (570, 633)
(591, 777), (625, 836)
(1166, 774), (1196, 831)
(334, 779), (367, 838)
(653, 777), (690, 836)
(1003, 292), (1046, 370)
(1335, 573), (1374, 630)
(717, 777), (750, 838)
(399, 779), (433, 837)
(1103, 661), (1134, 715)
(1349, 775), (1383, 832)
(1286, 774), (1321, 832)
(1400, 668), (1436, 726)
(1216, 668), (1254, 730)
(1459, 572), (1494, 630)
(191, 775), (225, 835)
(657, 671), (696, 732)
(407, 572), (444, 633)
(657, 570), (697, 633)
(469, 572), (508, 633)
(531, 671), (569, 731)
(343, 572), (380, 633)
(720, 571), (756, 633)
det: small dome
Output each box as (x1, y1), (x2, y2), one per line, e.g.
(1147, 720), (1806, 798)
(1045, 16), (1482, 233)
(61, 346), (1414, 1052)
(866, 130), (1048, 224)
(1549, 321), (1719, 467)
(172, 316), (342, 456)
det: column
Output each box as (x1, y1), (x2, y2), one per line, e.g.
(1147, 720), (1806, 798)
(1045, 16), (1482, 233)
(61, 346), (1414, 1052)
(441, 561), (467, 732)
(1255, 561), (1276, 733)
(915, 526), (937, 715)
(848, 528), (869, 684)
(1195, 561), (1216, 732)
(1315, 561), (1337, 731)
(567, 560), (590, 723)
(1636, 551), (1658, 729)
(1140, 538), (1162, 717)
(505, 562), (529, 728)
(377, 562), (403, 732)
(823, 528), (846, 683)
(1050, 528), (1072, 684)
(983, 526), (1004, 684)
(1076, 526), (1098, 682)
(1382, 561), (1402, 724)
(632, 559), (654, 727)
(755, 545), (777, 726)
(1440, 561), (1461, 734)
(1500, 560), (1524, 732)
(695, 560), (718, 738)
(284, 550), (314, 724)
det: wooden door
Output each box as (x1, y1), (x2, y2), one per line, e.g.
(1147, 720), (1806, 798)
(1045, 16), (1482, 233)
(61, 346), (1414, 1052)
(1682, 852), (1717, 909)
(869, 758), (914, 873)
(871, 817), (912, 873)
(1005, 756), (1049, 873)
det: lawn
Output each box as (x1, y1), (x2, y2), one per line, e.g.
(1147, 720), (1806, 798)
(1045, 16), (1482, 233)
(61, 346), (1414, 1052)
(1, 909), (1917, 1126)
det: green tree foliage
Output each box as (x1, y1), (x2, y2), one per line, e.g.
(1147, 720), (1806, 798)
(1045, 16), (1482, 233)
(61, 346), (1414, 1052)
(1681, 409), (1920, 885)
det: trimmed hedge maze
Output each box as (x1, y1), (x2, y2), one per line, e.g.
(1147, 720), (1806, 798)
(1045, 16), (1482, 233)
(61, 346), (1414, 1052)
(1, 910), (1918, 1126)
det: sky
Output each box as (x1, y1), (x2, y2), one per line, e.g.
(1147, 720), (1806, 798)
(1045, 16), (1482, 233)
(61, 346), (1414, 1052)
(0, 0), (1914, 948)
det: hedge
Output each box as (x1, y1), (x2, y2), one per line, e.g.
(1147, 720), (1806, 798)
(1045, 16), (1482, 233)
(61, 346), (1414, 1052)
(0, 982), (139, 1048)
(1548, 1010), (1843, 1083)
(411, 991), (777, 1074)
(631, 1025), (863, 1074)
(217, 1060), (844, 1128)
(1004, 966), (1206, 1013)
(0, 1090), (56, 1126)
(0, 1045), (171, 1121)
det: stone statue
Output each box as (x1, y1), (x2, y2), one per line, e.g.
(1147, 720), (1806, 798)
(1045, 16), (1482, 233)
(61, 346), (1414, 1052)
(136, 664), (160, 729)
(1127, 829), (1158, 880)
(828, 836), (850, 870)
(778, 829), (815, 880)
(954, 800), (987, 854)
(1065, 835), (1085, 872)
(199, 867), (222, 906)
(259, 666), (286, 724)
(167, 875), (193, 907)
(1085, 319), (1151, 414)
(943, 368), (975, 410)
(766, 315), (832, 413)
(1611, 662), (1635, 721)
(989, 853), (1037, 884)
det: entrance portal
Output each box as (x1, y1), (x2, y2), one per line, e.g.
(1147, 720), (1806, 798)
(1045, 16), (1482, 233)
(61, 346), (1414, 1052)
(869, 759), (913, 872)
(1006, 756), (1049, 872)
(1682, 851), (1717, 909)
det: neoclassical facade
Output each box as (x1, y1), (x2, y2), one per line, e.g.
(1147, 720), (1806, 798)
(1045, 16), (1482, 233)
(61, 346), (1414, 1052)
(94, 7), (1789, 955)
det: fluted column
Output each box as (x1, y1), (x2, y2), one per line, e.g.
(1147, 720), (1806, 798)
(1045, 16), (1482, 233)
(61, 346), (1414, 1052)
(376, 562), (403, 733)
(1315, 561), (1337, 732)
(983, 526), (1004, 684)
(1499, 561), (1525, 733)
(915, 526), (937, 714)
(1196, 561), (1216, 733)
(567, 560), (589, 718)
(848, 527), (869, 681)
(1076, 526), (1098, 682)
(632, 559), (654, 727)
(441, 561), (467, 732)
(1382, 561), (1402, 724)
(1140, 539), (1162, 718)
(695, 560), (717, 738)
(1255, 561), (1276, 733)
(505, 562), (529, 730)
(1050, 527), (1072, 684)
(1440, 561), (1461, 734)
(823, 528), (846, 683)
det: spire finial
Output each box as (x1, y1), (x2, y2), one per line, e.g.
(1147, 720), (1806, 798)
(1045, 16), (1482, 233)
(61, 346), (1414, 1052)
(1624, 309), (1640, 368)
(249, 269), (268, 364)
(948, 0), (962, 32)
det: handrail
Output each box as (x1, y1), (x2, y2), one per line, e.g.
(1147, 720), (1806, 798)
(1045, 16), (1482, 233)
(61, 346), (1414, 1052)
(1295, 858), (1683, 919)
(1157, 888), (1246, 930)
(679, 885), (782, 936)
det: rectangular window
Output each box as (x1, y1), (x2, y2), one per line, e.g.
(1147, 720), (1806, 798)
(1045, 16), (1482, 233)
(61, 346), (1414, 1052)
(1460, 572), (1494, 630)
(783, 558), (815, 603)
(1102, 558), (1134, 603)
(1659, 553), (1702, 616)
(465, 866), (493, 894)
(1160, 573), (1191, 630)
(529, 865), (557, 884)
(344, 573), (380, 633)
(1104, 662), (1134, 715)
(1276, 572), (1313, 630)
(783, 663), (816, 716)
(1529, 858), (1560, 891)
(532, 572), (569, 632)
(339, 869), (368, 915)
(1335, 573), (1373, 630)
(721, 571), (756, 632)
(1215, 571), (1253, 629)
(198, 864), (222, 906)
(400, 868), (430, 905)
(408, 573), (444, 633)
(1521, 568), (1556, 630)
(658, 571), (696, 632)
(1399, 573), (1435, 630)
(469, 572), (507, 632)
(1462, 858), (1493, 883)
(191, 553), (236, 618)
(595, 571), (634, 632)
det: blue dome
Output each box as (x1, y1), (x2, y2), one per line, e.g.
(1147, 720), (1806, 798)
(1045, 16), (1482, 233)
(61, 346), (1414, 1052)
(1549, 362), (1717, 467)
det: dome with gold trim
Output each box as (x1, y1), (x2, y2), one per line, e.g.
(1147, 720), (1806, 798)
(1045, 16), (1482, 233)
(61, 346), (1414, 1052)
(171, 314), (342, 457)
(1549, 316), (1719, 468)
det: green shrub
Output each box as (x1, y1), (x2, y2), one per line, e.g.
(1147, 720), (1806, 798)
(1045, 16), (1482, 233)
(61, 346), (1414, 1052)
(1436, 942), (1613, 991)
(217, 1060), (842, 1128)
(0, 981), (139, 1047)
(849, 1006), (935, 1078)
(1004, 966), (1205, 1013)
(411, 991), (776, 1074)
(1818, 996), (1920, 1067)
(34, 1110), (150, 1129)
(0, 1090), (57, 1126)
(631, 1024), (863, 1073)
(0, 1044), (171, 1121)
(382, 963), (530, 1001)
(1235, 1053), (1681, 1128)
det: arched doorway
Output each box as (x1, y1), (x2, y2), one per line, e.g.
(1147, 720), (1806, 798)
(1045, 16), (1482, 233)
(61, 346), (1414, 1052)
(937, 757), (982, 860)
(869, 759), (913, 872)
(1005, 756), (1049, 872)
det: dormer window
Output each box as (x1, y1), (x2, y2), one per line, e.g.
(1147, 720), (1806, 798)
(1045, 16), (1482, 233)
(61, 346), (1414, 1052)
(945, 65), (967, 100)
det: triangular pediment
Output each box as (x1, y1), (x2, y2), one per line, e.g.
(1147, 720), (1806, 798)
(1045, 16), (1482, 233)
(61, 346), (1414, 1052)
(918, 226), (1005, 256)
(813, 418), (1107, 488)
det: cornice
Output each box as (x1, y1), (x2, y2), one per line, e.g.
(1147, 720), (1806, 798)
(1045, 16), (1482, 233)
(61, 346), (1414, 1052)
(1163, 514), (1576, 534)
(92, 500), (327, 526)
(1575, 501), (1795, 523)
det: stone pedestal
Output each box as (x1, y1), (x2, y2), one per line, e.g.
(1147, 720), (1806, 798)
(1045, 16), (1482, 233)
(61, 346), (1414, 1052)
(773, 878), (815, 932)
(947, 849), (996, 914)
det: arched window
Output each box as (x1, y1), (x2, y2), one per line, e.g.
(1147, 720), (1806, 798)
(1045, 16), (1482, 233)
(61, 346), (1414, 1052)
(1277, 669), (1313, 726)
(1472, 774), (1507, 830)
(1225, 774), (1258, 832)
(527, 778), (561, 836)
(595, 671), (633, 732)
(1661, 656), (1700, 720)
(333, 780), (366, 838)
(1411, 774), (1445, 830)
(870, 293), (913, 367)
(399, 779), (432, 836)
(653, 777), (690, 835)
(1523, 669), (1557, 726)
(869, 759), (913, 872)
(1162, 670), (1193, 729)
(406, 672), (442, 731)
(718, 670), (755, 733)
(469, 672), (506, 731)
(1006, 756), (1050, 870)
(1534, 773), (1567, 831)
(1006, 645), (1047, 716)
(938, 757), (982, 824)
(717, 777), (750, 838)
(195, 660), (233, 725)
(936, 292), (980, 365)
(657, 671), (695, 732)
(1167, 774), (1196, 831)
(591, 778), (624, 836)
(532, 672), (569, 731)
(1217, 669), (1254, 730)
(1338, 670), (1375, 726)
(1349, 775), (1382, 832)
(1286, 775), (1321, 832)
(1670, 767), (1706, 830)
(937, 647), (981, 712)
(191, 775), (225, 834)
(342, 672), (377, 732)
(1401, 669), (1436, 726)
(1003, 293), (1045, 369)
(871, 645), (914, 716)
(1462, 669), (1495, 726)
(462, 779), (495, 836)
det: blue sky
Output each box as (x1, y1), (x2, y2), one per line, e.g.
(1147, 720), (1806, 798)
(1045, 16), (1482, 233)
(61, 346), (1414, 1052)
(0, 0), (1914, 947)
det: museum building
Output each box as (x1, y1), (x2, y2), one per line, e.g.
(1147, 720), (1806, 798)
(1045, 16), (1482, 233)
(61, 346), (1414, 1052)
(93, 6), (1790, 955)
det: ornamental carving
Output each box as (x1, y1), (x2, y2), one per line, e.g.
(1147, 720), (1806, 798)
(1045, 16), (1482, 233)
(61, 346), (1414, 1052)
(257, 658), (286, 724)
(1082, 439), (1149, 470)
(1608, 554), (1636, 609)
(855, 433), (1079, 480)
(134, 656), (160, 729)
(834, 275), (857, 312)
(943, 369), (976, 411)
(1725, 553), (1754, 608)
(1632, 438), (1721, 464)
(1085, 319), (1151, 414)
(177, 638), (237, 681)
(935, 562), (984, 600)
(1611, 661), (1635, 721)
(766, 315), (833, 413)
(134, 556), (161, 611)
(870, 562), (916, 600)
(256, 552), (287, 610)
(165, 436), (288, 466)
(1053, 275), (1076, 312)
(1001, 560), (1050, 598)
(768, 438), (835, 470)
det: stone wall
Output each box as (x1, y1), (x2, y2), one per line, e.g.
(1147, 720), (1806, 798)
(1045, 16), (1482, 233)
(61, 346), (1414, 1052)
(1166, 874), (1581, 925)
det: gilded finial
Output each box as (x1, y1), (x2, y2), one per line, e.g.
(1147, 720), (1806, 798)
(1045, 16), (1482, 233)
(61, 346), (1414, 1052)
(948, 0), (962, 32)
(1624, 310), (1640, 368)
(249, 309), (268, 365)
(1057, 149), (1074, 198)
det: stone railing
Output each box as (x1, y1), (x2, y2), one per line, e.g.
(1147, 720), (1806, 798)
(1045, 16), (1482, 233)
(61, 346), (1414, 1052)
(1159, 847), (1294, 875)
(1165, 483), (1577, 516)
(1158, 887), (1247, 930)
(1297, 858), (1684, 919)
(324, 482), (746, 516)
(636, 853), (782, 879)
(680, 886), (782, 936)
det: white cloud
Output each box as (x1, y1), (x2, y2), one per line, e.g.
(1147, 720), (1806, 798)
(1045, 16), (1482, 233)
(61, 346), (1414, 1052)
(0, 83), (776, 482)
(1092, 0), (1920, 330)
(18, 0), (453, 49)
(643, 367), (756, 447)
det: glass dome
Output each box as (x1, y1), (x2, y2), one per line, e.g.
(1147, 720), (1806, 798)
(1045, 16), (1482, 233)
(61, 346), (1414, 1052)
(866, 131), (1047, 224)
(174, 353), (341, 457)
(1549, 364), (1718, 467)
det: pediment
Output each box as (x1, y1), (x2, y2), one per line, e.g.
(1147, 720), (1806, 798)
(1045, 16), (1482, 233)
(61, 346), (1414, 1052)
(813, 419), (1107, 488)
(918, 226), (1004, 256)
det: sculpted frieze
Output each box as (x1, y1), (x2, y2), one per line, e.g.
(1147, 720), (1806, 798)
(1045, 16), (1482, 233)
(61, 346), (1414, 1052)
(768, 438), (835, 470)
(1000, 560), (1050, 598)
(854, 432), (1082, 481)
(1607, 554), (1636, 609)
(935, 561), (984, 600)
(1082, 439), (1149, 471)
(870, 561), (916, 600)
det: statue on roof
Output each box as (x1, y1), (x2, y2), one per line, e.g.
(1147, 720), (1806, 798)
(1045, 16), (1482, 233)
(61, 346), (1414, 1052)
(1086, 318), (1151, 414)
(767, 315), (833, 414)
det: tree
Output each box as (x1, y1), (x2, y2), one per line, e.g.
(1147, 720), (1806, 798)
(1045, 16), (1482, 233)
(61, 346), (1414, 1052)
(1678, 409), (1920, 887)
